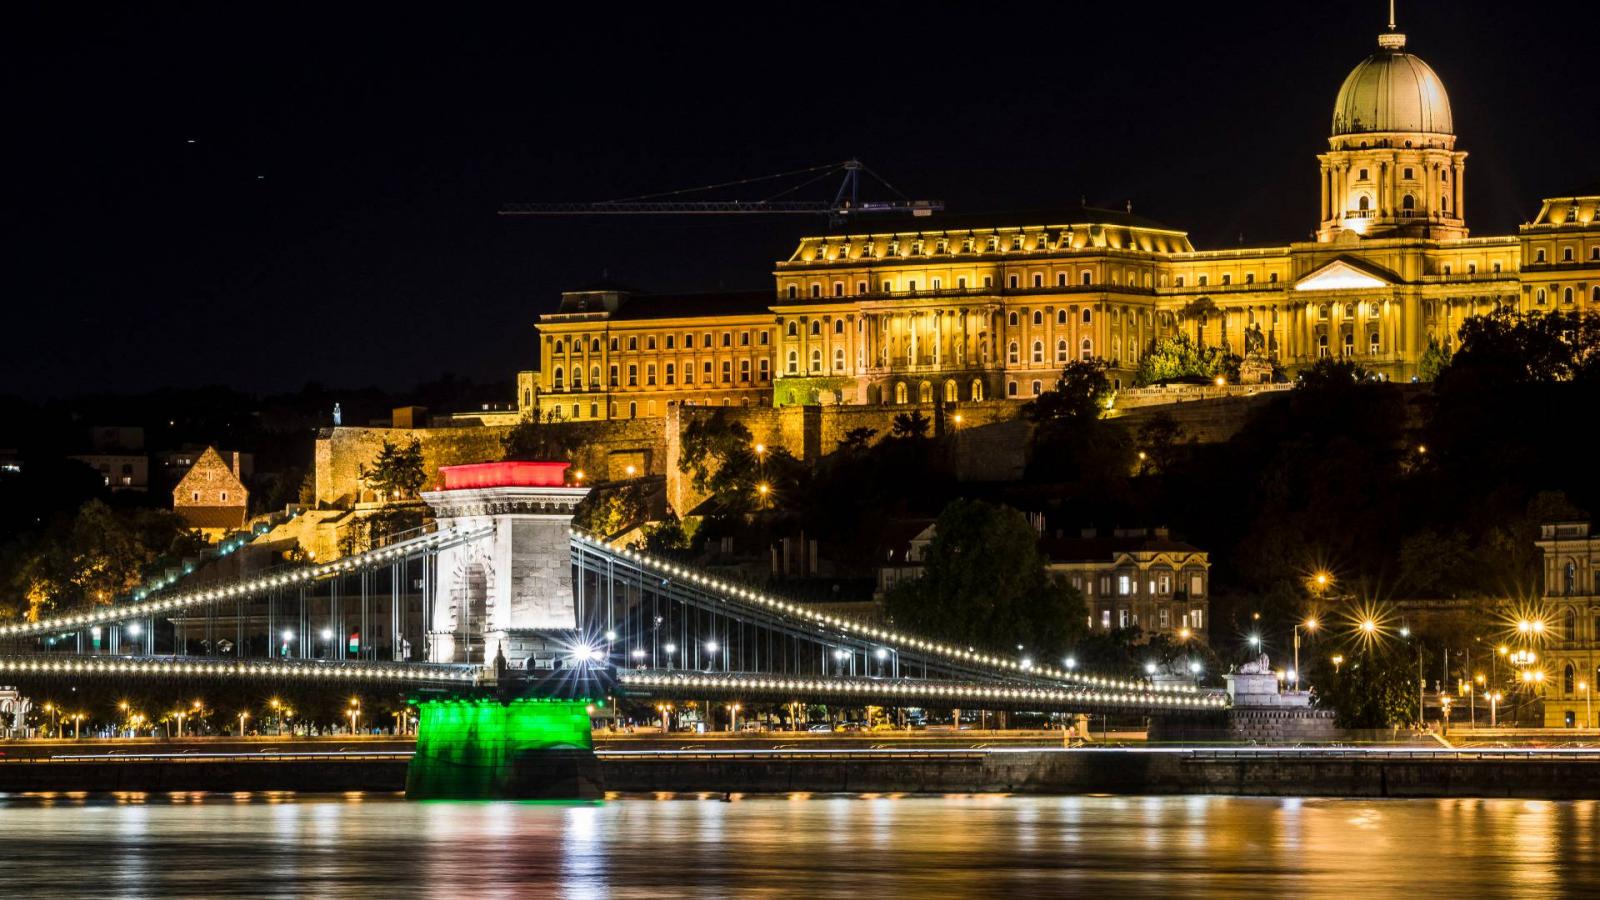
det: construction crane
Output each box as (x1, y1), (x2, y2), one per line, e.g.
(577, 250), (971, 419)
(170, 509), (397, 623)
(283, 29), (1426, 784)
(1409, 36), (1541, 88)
(500, 159), (941, 226)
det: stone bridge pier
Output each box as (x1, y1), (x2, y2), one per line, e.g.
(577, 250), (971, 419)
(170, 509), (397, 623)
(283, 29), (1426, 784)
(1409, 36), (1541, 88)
(420, 462), (589, 668)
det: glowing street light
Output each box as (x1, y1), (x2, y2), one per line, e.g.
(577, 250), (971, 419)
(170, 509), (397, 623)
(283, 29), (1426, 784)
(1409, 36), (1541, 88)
(1331, 654), (1345, 673)
(1063, 656), (1077, 670)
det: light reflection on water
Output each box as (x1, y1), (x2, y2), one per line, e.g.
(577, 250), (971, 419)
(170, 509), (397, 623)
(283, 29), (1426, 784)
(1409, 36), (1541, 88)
(0, 792), (1597, 898)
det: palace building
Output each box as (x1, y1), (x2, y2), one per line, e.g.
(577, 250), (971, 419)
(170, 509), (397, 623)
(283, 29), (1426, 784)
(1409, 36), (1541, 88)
(525, 23), (1600, 422)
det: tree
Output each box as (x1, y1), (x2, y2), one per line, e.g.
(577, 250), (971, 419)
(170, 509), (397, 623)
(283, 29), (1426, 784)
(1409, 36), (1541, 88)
(1023, 359), (1113, 424)
(890, 410), (930, 440)
(359, 438), (426, 502)
(1134, 412), (1186, 475)
(8, 501), (201, 621)
(502, 414), (573, 461)
(1418, 336), (1453, 382)
(1311, 638), (1421, 729)
(1133, 334), (1230, 386)
(836, 427), (877, 455)
(1179, 296), (1220, 346)
(884, 499), (1087, 655)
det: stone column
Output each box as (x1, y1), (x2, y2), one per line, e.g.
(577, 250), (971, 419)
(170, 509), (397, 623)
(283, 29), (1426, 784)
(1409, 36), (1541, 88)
(1454, 162), (1465, 221)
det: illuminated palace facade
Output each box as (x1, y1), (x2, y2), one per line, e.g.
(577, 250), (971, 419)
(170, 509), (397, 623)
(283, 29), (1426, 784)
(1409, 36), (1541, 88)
(525, 26), (1600, 422)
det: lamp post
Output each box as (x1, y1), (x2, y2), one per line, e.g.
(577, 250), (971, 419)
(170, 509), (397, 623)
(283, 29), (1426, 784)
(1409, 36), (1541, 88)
(72, 713), (84, 740)
(42, 703), (57, 739)
(236, 710), (249, 736)
(347, 698), (361, 735)
(1331, 654), (1344, 673)
(1581, 679), (1593, 730)
(1293, 618), (1318, 691)
(1490, 691), (1502, 728)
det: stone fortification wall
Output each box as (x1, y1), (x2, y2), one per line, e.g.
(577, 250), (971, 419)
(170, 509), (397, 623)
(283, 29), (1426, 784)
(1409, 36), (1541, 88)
(314, 419), (665, 508)
(314, 392), (1278, 517)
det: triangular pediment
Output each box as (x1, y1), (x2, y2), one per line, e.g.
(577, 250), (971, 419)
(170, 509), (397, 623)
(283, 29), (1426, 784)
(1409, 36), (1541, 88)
(1294, 258), (1396, 292)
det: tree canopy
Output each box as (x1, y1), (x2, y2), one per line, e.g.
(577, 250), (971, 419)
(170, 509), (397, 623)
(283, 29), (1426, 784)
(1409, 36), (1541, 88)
(884, 499), (1087, 656)
(358, 438), (426, 501)
(1133, 334), (1231, 386)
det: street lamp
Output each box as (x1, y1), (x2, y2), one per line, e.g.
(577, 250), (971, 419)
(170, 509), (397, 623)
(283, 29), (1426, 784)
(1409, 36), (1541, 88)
(1293, 618), (1318, 691)
(42, 702), (57, 739)
(1490, 691), (1503, 727)
(72, 713), (84, 740)
(237, 710), (250, 736)
(347, 698), (361, 735)
(1331, 654), (1345, 673)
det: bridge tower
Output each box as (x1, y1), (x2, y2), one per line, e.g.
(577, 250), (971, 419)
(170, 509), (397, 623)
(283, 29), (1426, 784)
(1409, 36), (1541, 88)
(420, 461), (588, 668)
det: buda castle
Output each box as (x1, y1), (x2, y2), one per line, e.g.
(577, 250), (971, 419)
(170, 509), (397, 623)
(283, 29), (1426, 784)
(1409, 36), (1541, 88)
(522, 23), (1600, 422)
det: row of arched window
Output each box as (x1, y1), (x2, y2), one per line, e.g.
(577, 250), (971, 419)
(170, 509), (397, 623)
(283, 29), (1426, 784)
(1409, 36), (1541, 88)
(1532, 285), (1600, 306)
(549, 330), (773, 355)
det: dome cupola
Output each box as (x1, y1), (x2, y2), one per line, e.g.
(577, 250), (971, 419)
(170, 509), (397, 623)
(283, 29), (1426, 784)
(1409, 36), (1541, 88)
(1332, 31), (1452, 136)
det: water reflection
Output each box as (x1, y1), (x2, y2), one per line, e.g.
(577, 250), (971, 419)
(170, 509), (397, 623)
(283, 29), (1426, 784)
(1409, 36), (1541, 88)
(0, 792), (1595, 898)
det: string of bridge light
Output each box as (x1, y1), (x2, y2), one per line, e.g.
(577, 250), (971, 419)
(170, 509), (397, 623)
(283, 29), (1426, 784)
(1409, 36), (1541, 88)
(0, 526), (493, 641)
(571, 531), (1198, 696)
(0, 655), (476, 683)
(618, 672), (1225, 709)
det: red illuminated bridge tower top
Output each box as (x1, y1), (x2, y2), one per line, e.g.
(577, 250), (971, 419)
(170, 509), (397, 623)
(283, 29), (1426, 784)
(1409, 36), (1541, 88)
(422, 461), (589, 519)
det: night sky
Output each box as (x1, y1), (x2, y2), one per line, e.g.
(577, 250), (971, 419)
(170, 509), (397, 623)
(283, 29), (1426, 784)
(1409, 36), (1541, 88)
(9, 1), (1598, 399)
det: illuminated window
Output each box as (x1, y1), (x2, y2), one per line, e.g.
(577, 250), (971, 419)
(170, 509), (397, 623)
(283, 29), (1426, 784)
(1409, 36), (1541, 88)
(739, 361), (752, 383)
(553, 366), (564, 389)
(1318, 334), (1329, 357)
(809, 350), (821, 373)
(665, 363), (675, 385)
(1101, 610), (1111, 629)
(721, 361), (732, 382)
(895, 382), (908, 404)
(1358, 195), (1370, 212)
(759, 358), (770, 381)
(1342, 333), (1354, 356)
(1008, 341), (1019, 364)
(1011, 236), (1023, 251)
(970, 379), (984, 401)
(627, 365), (637, 386)
(1369, 331), (1380, 353)
(1031, 340), (1043, 363)
(1056, 339), (1068, 362)
(1080, 338), (1093, 360)
(609, 365), (618, 386)
(833, 348), (845, 371)
(786, 351), (798, 374)
(702, 361), (712, 380)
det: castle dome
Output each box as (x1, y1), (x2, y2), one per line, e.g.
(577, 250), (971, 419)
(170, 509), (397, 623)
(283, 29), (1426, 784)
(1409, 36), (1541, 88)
(1331, 32), (1453, 137)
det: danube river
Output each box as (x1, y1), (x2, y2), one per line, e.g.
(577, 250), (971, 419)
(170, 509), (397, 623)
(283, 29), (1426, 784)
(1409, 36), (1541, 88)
(2, 793), (1597, 898)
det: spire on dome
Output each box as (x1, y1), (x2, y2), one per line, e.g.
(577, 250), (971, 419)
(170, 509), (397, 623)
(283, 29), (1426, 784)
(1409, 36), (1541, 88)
(1379, 0), (1407, 49)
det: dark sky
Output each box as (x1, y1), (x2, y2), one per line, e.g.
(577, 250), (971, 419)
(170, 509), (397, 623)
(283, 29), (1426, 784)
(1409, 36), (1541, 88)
(8, 1), (1598, 399)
